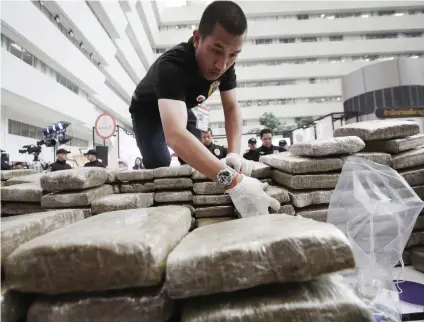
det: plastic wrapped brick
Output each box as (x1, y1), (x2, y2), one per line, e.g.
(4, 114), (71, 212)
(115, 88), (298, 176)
(153, 165), (193, 178)
(1, 285), (35, 322)
(400, 167), (424, 186)
(333, 120), (420, 141)
(154, 178), (193, 190)
(5, 206), (191, 294)
(1, 203), (45, 216)
(91, 193), (154, 215)
(410, 247), (424, 272)
(362, 134), (424, 153)
(115, 170), (154, 182)
(288, 189), (333, 208)
(195, 206), (234, 218)
(181, 275), (374, 322)
(41, 184), (114, 208)
(251, 162), (271, 178)
(272, 170), (340, 190)
(1, 209), (86, 262)
(392, 147), (424, 170)
(26, 284), (173, 322)
(193, 182), (225, 195)
(193, 195), (232, 206)
(1, 169), (37, 181)
(296, 206), (328, 222)
(196, 217), (234, 227)
(341, 152), (392, 167)
(260, 154), (342, 174)
(154, 191), (193, 203)
(120, 182), (154, 193)
(166, 214), (355, 299)
(290, 136), (365, 157)
(1, 183), (43, 203)
(40, 168), (109, 192)
(5, 173), (43, 186)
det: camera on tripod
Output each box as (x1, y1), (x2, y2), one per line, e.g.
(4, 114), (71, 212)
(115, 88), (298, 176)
(19, 143), (43, 161)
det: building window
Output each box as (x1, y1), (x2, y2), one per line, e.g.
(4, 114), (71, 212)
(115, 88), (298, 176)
(329, 35), (344, 41)
(255, 38), (273, 45)
(242, 120), (248, 126)
(279, 38), (295, 44)
(403, 32), (423, 38)
(8, 119), (44, 139)
(301, 37), (317, 43)
(365, 33), (398, 39)
(297, 14), (309, 20)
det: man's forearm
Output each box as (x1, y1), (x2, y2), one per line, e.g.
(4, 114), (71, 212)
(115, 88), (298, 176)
(224, 105), (242, 154)
(167, 129), (225, 180)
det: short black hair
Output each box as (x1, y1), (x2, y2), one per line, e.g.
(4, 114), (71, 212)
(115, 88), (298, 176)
(198, 1), (247, 38)
(14, 162), (23, 166)
(260, 128), (273, 138)
(204, 128), (213, 135)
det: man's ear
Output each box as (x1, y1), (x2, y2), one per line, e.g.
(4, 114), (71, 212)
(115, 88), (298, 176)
(192, 29), (200, 48)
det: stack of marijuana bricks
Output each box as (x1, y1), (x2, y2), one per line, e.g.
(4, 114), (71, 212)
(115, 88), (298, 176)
(0, 169), (43, 216)
(334, 119), (424, 272)
(3, 207), (375, 321)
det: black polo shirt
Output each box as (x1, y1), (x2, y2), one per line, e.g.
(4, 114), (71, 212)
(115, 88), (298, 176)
(256, 145), (280, 158)
(50, 159), (72, 172)
(130, 37), (237, 114)
(205, 143), (227, 160)
(243, 149), (259, 162)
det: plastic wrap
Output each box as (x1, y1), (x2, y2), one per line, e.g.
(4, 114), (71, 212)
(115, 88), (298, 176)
(1, 169), (37, 181)
(362, 134), (424, 153)
(1, 209), (86, 261)
(260, 154), (342, 174)
(391, 147), (424, 170)
(400, 167), (424, 186)
(272, 170), (340, 190)
(290, 136), (365, 157)
(1, 183), (43, 202)
(288, 189), (333, 208)
(41, 184), (114, 208)
(155, 191), (193, 203)
(40, 168), (109, 192)
(91, 193), (154, 215)
(333, 120), (420, 141)
(1, 203), (44, 216)
(26, 284), (173, 322)
(195, 205), (234, 218)
(181, 275), (374, 322)
(269, 204), (295, 216)
(341, 152), (393, 167)
(165, 214), (355, 299)
(265, 185), (290, 203)
(296, 206), (328, 222)
(251, 162), (272, 179)
(327, 156), (424, 322)
(5, 206), (191, 294)
(154, 178), (193, 190)
(153, 164), (193, 178)
(115, 169), (154, 182)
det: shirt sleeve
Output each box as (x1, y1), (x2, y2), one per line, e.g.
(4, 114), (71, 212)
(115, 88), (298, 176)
(153, 59), (186, 101)
(219, 64), (237, 92)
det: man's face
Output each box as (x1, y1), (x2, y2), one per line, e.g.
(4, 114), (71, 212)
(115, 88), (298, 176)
(87, 154), (95, 162)
(248, 143), (256, 150)
(261, 133), (273, 148)
(193, 24), (244, 81)
(202, 131), (213, 146)
(15, 164), (24, 169)
(58, 153), (67, 161)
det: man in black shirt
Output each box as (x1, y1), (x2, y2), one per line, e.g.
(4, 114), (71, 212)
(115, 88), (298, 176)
(84, 150), (106, 168)
(202, 128), (227, 160)
(128, 1), (280, 218)
(50, 149), (72, 172)
(243, 137), (258, 161)
(255, 129), (280, 158)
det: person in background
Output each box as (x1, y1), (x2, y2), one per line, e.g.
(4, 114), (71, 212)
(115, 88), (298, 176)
(202, 128), (227, 160)
(84, 149), (106, 168)
(243, 137), (258, 161)
(1, 150), (11, 170)
(278, 139), (289, 152)
(50, 149), (72, 172)
(256, 128), (280, 158)
(133, 157), (144, 170)
(13, 162), (25, 170)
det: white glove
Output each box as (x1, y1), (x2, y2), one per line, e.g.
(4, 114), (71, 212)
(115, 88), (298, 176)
(224, 153), (254, 176)
(226, 175), (280, 218)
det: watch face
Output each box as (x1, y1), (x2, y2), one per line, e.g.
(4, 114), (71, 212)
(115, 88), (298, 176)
(218, 169), (233, 186)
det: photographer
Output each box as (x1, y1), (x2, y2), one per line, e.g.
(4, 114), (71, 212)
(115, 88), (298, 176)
(1, 150), (11, 170)
(50, 149), (72, 172)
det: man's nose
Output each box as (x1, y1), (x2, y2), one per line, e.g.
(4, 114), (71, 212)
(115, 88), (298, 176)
(214, 58), (227, 71)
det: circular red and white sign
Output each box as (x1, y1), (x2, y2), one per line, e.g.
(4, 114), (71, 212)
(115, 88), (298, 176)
(94, 113), (117, 139)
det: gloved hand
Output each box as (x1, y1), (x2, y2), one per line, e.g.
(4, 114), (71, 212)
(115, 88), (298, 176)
(224, 153), (254, 176)
(226, 174), (280, 218)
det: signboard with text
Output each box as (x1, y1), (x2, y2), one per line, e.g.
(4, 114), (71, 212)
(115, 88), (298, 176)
(94, 113), (117, 139)
(375, 107), (424, 118)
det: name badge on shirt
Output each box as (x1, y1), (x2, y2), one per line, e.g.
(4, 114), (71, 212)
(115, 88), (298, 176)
(196, 103), (210, 132)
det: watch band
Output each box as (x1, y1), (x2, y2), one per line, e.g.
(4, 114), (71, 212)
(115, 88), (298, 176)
(216, 166), (237, 187)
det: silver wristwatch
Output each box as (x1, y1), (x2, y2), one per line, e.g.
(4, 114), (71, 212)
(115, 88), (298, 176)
(217, 166), (237, 187)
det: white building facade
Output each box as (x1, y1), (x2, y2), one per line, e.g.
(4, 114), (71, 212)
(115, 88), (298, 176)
(157, 1), (424, 135)
(1, 0), (424, 162)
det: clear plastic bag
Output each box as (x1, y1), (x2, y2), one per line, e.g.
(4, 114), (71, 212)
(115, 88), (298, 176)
(327, 156), (424, 322)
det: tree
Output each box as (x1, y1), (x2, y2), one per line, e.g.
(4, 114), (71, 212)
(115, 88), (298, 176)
(294, 116), (315, 128)
(259, 112), (283, 133)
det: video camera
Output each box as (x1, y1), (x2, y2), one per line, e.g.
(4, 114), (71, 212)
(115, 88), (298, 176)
(18, 141), (46, 162)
